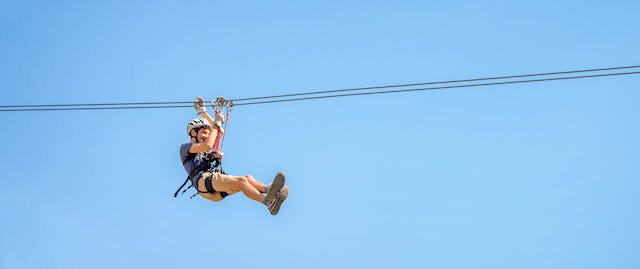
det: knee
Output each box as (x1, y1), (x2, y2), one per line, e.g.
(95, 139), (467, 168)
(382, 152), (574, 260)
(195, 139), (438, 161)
(234, 176), (250, 185)
(244, 175), (255, 181)
(229, 177), (249, 189)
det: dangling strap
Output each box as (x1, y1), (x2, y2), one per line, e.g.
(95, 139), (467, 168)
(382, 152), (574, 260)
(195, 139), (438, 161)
(175, 161), (211, 198)
(174, 177), (190, 197)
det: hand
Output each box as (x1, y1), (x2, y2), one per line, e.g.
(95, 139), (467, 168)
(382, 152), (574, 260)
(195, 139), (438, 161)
(214, 151), (224, 160)
(194, 96), (206, 114)
(213, 110), (225, 128)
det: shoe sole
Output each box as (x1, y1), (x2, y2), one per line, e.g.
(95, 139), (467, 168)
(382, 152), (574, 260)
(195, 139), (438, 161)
(265, 172), (285, 203)
(270, 185), (289, 215)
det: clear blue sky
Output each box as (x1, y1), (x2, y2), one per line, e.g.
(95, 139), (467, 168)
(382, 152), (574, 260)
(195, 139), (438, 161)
(1, 1), (639, 268)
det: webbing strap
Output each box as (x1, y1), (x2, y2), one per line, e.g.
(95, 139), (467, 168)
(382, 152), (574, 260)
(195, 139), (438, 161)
(202, 176), (229, 198)
(175, 161), (212, 198)
(174, 178), (190, 197)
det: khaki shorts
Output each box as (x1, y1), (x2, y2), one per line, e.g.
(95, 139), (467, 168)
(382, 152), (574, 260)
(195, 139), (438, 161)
(197, 171), (241, 202)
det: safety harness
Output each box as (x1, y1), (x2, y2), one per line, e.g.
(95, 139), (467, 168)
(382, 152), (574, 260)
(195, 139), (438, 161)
(174, 97), (235, 199)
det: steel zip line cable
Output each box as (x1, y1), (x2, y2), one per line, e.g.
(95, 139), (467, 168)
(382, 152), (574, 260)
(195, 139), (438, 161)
(1, 66), (639, 112)
(231, 65), (640, 102)
(233, 71), (640, 106)
(0, 105), (194, 112)
(0, 101), (192, 108)
(2, 65), (638, 109)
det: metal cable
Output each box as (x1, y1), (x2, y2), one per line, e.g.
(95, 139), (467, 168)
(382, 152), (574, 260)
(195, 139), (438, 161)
(233, 71), (640, 106)
(1, 66), (638, 112)
(231, 65), (640, 102)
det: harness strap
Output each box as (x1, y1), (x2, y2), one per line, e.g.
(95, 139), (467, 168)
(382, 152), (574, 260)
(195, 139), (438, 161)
(202, 175), (229, 198)
(174, 178), (190, 197)
(175, 161), (212, 198)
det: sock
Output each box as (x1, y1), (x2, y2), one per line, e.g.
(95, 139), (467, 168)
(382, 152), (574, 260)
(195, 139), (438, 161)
(264, 185), (270, 194)
(263, 196), (271, 206)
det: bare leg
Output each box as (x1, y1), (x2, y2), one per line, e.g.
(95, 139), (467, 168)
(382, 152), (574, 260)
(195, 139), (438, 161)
(229, 176), (265, 203)
(244, 175), (267, 193)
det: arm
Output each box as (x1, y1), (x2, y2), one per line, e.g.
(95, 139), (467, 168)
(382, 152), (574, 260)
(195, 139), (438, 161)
(194, 96), (225, 134)
(200, 111), (226, 158)
(187, 125), (218, 153)
(201, 111), (220, 131)
(188, 96), (224, 153)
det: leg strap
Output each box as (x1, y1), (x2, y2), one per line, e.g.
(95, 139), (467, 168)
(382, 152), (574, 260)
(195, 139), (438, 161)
(204, 175), (229, 198)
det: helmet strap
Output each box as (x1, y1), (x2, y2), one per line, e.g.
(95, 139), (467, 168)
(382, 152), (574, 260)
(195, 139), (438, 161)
(190, 127), (200, 142)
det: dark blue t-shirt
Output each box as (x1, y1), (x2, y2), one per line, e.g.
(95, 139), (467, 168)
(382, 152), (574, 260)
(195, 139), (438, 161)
(180, 143), (212, 186)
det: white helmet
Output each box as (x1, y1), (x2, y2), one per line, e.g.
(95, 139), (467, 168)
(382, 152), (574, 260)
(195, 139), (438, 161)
(186, 118), (212, 137)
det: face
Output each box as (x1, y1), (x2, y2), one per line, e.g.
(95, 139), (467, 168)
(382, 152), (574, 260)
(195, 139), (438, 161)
(196, 127), (211, 143)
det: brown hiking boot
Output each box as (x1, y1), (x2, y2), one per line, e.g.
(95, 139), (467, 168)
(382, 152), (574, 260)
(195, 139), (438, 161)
(268, 185), (289, 215)
(265, 172), (285, 203)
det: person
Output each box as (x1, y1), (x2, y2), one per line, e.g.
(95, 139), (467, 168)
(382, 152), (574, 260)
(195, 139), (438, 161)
(179, 97), (288, 215)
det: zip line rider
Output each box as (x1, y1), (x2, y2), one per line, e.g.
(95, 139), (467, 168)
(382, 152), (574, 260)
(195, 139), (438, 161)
(179, 97), (289, 215)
